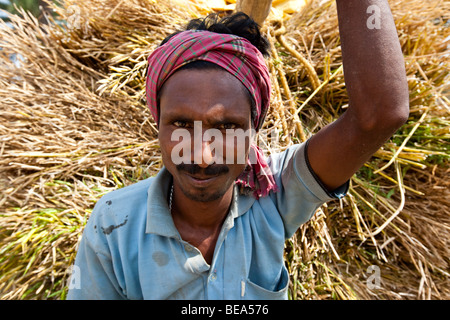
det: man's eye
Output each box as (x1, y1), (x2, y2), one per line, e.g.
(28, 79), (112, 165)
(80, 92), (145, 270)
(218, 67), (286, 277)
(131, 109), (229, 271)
(218, 123), (236, 130)
(173, 121), (188, 128)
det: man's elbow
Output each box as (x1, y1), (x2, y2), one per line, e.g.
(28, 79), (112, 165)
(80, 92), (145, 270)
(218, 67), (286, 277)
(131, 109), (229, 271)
(380, 81), (411, 131)
(384, 101), (410, 131)
(356, 100), (410, 135)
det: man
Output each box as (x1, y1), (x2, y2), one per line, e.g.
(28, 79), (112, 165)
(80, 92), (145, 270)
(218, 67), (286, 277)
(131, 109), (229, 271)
(67, 0), (409, 300)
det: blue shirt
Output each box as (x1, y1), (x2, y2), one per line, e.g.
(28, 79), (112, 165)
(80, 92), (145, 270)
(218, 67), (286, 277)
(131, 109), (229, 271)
(67, 142), (347, 300)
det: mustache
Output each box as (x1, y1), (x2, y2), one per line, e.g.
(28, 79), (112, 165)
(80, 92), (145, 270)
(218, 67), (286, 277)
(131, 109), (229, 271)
(176, 163), (229, 176)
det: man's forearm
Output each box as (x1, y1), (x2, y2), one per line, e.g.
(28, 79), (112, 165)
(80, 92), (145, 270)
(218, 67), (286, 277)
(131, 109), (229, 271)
(336, 0), (409, 129)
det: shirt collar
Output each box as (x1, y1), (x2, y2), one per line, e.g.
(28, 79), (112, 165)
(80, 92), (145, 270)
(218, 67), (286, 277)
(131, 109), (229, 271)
(145, 167), (256, 237)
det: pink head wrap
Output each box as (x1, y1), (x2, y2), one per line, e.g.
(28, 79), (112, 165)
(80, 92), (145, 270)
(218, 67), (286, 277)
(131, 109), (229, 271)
(146, 30), (278, 198)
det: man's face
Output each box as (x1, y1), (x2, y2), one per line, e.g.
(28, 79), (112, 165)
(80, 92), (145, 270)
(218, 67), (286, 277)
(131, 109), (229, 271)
(158, 68), (253, 202)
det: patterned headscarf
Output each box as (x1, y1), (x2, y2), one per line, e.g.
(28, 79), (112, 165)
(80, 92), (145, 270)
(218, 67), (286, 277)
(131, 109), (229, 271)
(146, 30), (277, 198)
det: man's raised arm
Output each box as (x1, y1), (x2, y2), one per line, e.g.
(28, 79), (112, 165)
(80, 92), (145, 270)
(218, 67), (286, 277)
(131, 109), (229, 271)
(306, 0), (410, 191)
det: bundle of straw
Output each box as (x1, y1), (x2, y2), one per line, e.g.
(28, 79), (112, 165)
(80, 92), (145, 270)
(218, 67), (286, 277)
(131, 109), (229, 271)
(0, 0), (448, 299)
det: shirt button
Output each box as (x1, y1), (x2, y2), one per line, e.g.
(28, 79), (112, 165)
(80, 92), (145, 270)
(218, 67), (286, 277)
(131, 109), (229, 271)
(184, 244), (193, 252)
(209, 273), (217, 282)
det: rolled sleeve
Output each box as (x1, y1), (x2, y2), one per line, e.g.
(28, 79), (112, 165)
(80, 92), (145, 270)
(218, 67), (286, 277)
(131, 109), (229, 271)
(268, 142), (349, 239)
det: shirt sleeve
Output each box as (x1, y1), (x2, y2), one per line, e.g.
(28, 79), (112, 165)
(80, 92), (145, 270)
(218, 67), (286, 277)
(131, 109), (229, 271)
(267, 140), (349, 239)
(66, 199), (127, 300)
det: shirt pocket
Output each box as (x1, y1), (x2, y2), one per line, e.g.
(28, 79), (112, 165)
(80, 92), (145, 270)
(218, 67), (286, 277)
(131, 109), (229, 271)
(241, 266), (289, 300)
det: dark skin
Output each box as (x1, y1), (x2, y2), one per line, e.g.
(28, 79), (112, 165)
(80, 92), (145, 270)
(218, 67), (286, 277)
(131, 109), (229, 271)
(158, 0), (410, 264)
(158, 69), (252, 264)
(308, 0), (410, 190)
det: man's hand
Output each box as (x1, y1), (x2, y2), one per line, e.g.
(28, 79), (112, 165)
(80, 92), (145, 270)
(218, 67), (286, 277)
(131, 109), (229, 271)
(306, 0), (410, 191)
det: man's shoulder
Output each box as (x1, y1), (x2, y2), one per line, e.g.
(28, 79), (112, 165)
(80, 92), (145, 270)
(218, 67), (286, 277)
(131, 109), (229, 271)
(99, 176), (155, 206)
(81, 176), (158, 245)
(266, 144), (302, 176)
(89, 176), (156, 227)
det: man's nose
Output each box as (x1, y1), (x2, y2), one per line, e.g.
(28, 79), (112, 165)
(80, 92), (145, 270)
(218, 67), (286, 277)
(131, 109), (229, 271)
(197, 140), (215, 168)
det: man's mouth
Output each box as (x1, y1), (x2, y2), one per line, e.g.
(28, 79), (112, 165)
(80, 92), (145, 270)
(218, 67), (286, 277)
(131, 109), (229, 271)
(183, 172), (221, 187)
(176, 163), (229, 176)
(176, 163), (229, 187)
(189, 173), (219, 181)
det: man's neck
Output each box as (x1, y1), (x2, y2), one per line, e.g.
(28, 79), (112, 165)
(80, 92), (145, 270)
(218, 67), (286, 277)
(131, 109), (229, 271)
(170, 184), (234, 264)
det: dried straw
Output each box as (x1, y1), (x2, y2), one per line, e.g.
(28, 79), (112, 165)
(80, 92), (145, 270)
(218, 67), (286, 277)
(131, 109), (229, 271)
(0, 0), (448, 299)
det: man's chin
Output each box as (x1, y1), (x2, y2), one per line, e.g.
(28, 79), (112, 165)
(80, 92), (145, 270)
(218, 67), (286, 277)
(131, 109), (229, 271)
(178, 183), (230, 203)
(176, 177), (233, 203)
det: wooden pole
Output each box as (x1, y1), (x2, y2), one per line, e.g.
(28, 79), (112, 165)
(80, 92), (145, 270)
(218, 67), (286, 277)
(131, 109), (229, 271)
(236, 0), (273, 26)
(38, 0), (51, 24)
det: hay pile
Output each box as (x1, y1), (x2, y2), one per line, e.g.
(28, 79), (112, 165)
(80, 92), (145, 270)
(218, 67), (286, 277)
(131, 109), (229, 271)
(0, 0), (448, 299)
